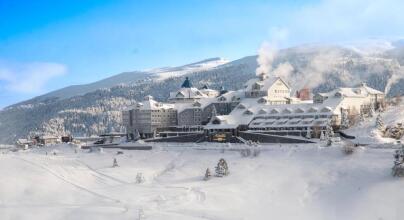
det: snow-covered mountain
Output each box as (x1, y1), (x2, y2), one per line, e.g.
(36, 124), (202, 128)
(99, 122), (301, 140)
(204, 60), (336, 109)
(147, 57), (229, 80)
(1, 41), (404, 144)
(39, 57), (228, 100)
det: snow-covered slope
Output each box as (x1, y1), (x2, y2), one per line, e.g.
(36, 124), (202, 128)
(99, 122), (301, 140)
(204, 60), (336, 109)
(0, 144), (402, 220)
(40, 71), (151, 100)
(39, 58), (228, 100)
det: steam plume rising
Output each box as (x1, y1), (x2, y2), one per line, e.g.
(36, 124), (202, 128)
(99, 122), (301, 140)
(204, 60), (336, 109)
(256, 42), (276, 77)
(385, 65), (404, 95)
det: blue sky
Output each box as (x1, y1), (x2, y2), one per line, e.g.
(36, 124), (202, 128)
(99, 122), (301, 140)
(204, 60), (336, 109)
(0, 0), (404, 107)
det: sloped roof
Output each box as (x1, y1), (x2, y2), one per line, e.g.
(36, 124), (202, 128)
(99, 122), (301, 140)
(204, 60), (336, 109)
(244, 76), (290, 91)
(361, 84), (384, 95)
(317, 84), (384, 98)
(169, 87), (208, 100)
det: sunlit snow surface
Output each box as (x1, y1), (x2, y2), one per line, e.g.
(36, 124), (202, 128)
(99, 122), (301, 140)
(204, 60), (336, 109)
(0, 143), (403, 220)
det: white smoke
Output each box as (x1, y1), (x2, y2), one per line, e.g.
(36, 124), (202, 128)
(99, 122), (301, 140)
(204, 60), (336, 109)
(272, 62), (294, 79)
(255, 42), (277, 77)
(255, 42), (404, 95)
(385, 65), (404, 95)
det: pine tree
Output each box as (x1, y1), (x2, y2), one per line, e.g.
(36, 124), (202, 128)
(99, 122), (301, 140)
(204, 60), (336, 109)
(325, 122), (334, 146)
(341, 111), (350, 129)
(203, 168), (212, 181)
(134, 129), (140, 140)
(135, 172), (145, 183)
(369, 105), (375, 118)
(326, 122), (334, 138)
(215, 158), (229, 177)
(112, 158), (119, 167)
(376, 114), (385, 132)
(320, 131), (325, 141)
(392, 145), (404, 177)
(210, 105), (217, 121)
(359, 111), (365, 123)
(252, 142), (261, 157)
(306, 127), (312, 139)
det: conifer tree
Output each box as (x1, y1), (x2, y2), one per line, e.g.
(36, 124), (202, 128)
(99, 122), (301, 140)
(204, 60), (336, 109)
(252, 142), (261, 157)
(325, 122), (334, 146)
(359, 111), (365, 123)
(113, 158), (119, 167)
(203, 168), (212, 181)
(306, 127), (312, 139)
(319, 131), (325, 141)
(326, 122), (334, 138)
(376, 114), (385, 132)
(215, 158), (229, 177)
(369, 105), (375, 118)
(210, 105), (217, 120)
(136, 172), (145, 183)
(392, 145), (404, 177)
(341, 111), (350, 129)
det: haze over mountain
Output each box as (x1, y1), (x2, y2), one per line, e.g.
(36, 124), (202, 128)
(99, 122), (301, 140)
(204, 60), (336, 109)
(1, 40), (404, 144)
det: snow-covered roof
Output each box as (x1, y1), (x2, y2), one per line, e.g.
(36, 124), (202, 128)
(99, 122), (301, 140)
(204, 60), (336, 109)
(176, 96), (218, 114)
(258, 109), (267, 114)
(200, 88), (219, 97)
(244, 76), (290, 91)
(207, 94), (342, 130)
(41, 135), (59, 139)
(217, 90), (245, 102)
(318, 84), (384, 98)
(360, 83), (384, 95)
(17, 139), (34, 144)
(205, 115), (239, 129)
(169, 87), (208, 100)
(248, 116), (330, 128)
(129, 96), (176, 110)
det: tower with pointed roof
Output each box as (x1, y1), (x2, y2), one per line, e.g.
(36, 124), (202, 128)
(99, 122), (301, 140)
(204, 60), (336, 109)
(181, 77), (192, 88)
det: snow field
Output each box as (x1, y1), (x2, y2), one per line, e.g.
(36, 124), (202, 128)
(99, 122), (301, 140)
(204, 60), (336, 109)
(0, 143), (403, 220)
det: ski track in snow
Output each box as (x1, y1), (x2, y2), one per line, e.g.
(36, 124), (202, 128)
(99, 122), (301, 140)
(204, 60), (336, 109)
(75, 159), (130, 185)
(11, 156), (123, 204)
(7, 151), (209, 219)
(1, 144), (403, 220)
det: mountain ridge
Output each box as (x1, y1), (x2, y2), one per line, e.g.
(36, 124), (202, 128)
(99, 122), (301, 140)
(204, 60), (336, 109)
(1, 41), (404, 144)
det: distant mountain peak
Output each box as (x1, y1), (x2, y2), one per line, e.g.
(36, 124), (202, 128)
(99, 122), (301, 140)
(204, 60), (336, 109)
(145, 57), (229, 80)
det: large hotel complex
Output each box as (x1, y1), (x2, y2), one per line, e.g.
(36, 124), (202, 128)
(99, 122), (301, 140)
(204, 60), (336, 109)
(122, 73), (384, 142)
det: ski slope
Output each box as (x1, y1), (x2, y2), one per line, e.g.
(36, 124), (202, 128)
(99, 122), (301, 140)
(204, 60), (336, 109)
(0, 143), (403, 220)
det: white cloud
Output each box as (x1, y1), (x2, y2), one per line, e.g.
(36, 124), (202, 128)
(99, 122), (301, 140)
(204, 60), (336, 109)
(0, 61), (67, 94)
(273, 0), (404, 46)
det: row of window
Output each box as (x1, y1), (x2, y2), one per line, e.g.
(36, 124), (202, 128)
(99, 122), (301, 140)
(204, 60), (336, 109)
(274, 89), (289, 93)
(151, 114), (176, 118)
(254, 115), (331, 120)
(249, 127), (326, 131)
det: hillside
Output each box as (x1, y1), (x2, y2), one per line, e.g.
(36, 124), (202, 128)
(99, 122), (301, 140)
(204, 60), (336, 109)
(1, 41), (404, 144)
